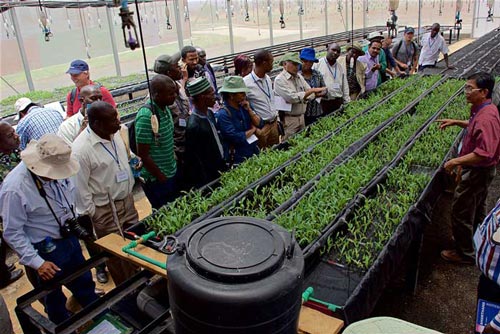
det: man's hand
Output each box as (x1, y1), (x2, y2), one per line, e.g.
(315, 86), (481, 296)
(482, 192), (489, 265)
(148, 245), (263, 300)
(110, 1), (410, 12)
(240, 100), (251, 112)
(482, 324), (500, 334)
(436, 119), (455, 130)
(443, 158), (459, 174)
(37, 261), (61, 281)
(399, 63), (408, 70)
(447, 64), (456, 70)
(371, 64), (381, 72)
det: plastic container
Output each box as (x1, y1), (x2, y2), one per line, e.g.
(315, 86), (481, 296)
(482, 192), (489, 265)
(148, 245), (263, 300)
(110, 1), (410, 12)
(167, 216), (304, 334)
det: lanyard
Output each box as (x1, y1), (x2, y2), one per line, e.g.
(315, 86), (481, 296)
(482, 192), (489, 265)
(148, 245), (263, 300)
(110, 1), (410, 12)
(100, 140), (121, 168)
(325, 59), (338, 80)
(251, 73), (271, 100)
(428, 35), (437, 49)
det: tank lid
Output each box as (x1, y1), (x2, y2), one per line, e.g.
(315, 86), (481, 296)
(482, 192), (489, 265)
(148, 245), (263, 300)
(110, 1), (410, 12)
(185, 217), (286, 283)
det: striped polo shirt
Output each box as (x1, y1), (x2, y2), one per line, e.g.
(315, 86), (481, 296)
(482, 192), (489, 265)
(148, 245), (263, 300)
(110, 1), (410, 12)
(474, 199), (500, 331)
(135, 100), (177, 182)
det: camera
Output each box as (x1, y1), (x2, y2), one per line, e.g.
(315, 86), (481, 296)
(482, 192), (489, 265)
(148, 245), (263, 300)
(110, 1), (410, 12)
(60, 218), (95, 242)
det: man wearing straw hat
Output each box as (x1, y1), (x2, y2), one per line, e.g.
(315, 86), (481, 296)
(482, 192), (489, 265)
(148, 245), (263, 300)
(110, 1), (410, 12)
(274, 52), (325, 140)
(0, 134), (98, 324)
(184, 77), (226, 189)
(337, 42), (366, 100)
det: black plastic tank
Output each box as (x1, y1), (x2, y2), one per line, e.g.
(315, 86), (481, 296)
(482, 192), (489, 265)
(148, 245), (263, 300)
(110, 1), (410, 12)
(167, 216), (304, 334)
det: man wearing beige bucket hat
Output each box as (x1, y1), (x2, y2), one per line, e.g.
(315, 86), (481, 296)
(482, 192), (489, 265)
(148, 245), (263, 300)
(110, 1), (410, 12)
(0, 134), (99, 324)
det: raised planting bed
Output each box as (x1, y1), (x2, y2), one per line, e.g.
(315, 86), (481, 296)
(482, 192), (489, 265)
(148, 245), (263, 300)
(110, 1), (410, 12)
(303, 91), (468, 324)
(142, 76), (416, 235)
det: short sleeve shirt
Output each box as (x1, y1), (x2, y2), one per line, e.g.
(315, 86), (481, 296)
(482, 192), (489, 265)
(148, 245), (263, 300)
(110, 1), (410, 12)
(135, 100), (177, 181)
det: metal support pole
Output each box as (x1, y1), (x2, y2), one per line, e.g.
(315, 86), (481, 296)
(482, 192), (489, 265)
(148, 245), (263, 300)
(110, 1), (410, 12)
(299, 0), (303, 40)
(324, 0), (328, 35)
(267, 0), (274, 46)
(345, 0), (348, 32)
(471, 0), (479, 37)
(363, 0), (367, 36)
(417, 0), (422, 43)
(10, 7), (34, 92)
(173, 0), (184, 50)
(106, 6), (122, 77)
(227, 0), (235, 53)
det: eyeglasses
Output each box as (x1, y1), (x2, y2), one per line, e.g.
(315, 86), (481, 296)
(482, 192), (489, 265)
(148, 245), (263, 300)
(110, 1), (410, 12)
(464, 86), (482, 93)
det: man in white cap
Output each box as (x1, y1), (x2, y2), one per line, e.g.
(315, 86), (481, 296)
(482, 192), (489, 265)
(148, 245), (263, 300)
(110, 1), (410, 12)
(65, 59), (116, 118)
(0, 134), (99, 324)
(14, 97), (63, 150)
(72, 101), (140, 285)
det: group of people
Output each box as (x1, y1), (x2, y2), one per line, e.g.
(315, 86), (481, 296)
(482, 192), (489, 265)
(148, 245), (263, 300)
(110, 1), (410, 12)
(0, 21), (496, 332)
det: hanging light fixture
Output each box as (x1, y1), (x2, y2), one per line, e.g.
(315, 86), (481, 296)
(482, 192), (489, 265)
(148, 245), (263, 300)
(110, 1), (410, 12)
(38, 0), (53, 41)
(165, 0), (172, 29)
(279, 0), (285, 28)
(244, 0), (250, 21)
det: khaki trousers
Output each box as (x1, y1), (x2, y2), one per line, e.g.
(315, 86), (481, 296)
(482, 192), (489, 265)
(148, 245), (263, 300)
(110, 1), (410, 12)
(92, 193), (140, 286)
(256, 120), (280, 149)
(282, 114), (305, 141)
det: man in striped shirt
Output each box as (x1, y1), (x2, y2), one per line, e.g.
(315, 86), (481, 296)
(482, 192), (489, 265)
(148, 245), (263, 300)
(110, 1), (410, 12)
(474, 199), (500, 334)
(135, 75), (178, 209)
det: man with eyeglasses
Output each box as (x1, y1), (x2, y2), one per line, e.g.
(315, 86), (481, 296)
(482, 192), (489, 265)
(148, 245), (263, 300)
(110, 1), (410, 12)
(437, 72), (500, 264)
(358, 39), (383, 93)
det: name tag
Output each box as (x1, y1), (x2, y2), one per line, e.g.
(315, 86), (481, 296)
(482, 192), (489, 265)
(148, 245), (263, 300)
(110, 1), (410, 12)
(179, 118), (187, 127)
(246, 134), (258, 144)
(116, 170), (129, 183)
(332, 83), (341, 90)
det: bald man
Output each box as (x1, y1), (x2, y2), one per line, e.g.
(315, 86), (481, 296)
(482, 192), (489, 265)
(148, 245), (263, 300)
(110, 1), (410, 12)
(58, 84), (103, 145)
(72, 101), (139, 285)
(135, 75), (179, 209)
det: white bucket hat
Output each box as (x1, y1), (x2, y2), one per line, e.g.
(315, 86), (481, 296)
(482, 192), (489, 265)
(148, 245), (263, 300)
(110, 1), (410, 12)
(21, 134), (80, 179)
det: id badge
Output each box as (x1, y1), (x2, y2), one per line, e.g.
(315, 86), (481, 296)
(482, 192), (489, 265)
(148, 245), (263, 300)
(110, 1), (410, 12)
(332, 83), (341, 90)
(116, 170), (129, 183)
(179, 118), (187, 127)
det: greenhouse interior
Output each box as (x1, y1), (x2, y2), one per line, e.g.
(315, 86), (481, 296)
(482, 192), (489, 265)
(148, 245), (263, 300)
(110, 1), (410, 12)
(0, 0), (499, 333)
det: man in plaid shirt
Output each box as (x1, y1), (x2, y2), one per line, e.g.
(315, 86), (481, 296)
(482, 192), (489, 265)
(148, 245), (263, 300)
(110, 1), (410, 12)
(14, 97), (63, 149)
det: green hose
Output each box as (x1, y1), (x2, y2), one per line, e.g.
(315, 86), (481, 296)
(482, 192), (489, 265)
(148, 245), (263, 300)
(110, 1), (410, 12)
(302, 287), (342, 312)
(122, 231), (167, 270)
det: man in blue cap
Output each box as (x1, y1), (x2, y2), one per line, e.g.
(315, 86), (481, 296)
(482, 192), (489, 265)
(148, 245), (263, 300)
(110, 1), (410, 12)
(65, 59), (116, 118)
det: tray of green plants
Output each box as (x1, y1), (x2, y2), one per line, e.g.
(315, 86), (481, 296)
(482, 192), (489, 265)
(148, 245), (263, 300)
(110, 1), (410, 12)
(142, 76), (418, 235)
(217, 76), (445, 221)
(271, 78), (464, 249)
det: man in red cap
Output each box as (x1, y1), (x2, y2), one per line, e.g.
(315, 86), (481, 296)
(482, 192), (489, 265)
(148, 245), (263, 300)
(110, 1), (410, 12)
(65, 59), (116, 118)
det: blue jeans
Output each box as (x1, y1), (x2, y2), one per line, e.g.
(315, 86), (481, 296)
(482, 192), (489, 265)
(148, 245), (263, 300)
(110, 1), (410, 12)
(141, 175), (178, 209)
(33, 236), (98, 324)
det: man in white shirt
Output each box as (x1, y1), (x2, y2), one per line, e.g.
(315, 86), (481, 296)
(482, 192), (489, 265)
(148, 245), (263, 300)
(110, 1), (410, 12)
(418, 23), (453, 71)
(243, 49), (280, 148)
(313, 42), (350, 115)
(274, 52), (325, 140)
(72, 101), (139, 286)
(57, 85), (102, 145)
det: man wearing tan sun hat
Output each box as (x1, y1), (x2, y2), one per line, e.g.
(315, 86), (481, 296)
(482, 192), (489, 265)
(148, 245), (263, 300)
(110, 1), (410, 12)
(0, 134), (99, 324)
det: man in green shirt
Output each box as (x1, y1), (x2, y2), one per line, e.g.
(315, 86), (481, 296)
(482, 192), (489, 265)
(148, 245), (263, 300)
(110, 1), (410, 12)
(135, 75), (178, 209)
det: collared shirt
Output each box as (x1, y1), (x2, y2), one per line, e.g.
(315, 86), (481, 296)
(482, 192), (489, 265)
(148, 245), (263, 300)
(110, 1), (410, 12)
(313, 57), (350, 103)
(358, 54), (380, 92)
(274, 70), (313, 116)
(168, 82), (191, 157)
(72, 127), (134, 216)
(65, 80), (116, 117)
(418, 32), (449, 66)
(0, 162), (75, 269)
(0, 150), (20, 184)
(243, 70), (278, 121)
(57, 111), (84, 145)
(459, 100), (500, 167)
(16, 106), (64, 149)
(216, 102), (262, 164)
(135, 100), (177, 181)
(474, 199), (500, 331)
(300, 69), (326, 117)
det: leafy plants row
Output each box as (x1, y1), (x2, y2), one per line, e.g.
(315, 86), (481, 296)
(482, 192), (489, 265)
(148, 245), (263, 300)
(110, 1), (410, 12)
(146, 77), (415, 235)
(328, 90), (468, 271)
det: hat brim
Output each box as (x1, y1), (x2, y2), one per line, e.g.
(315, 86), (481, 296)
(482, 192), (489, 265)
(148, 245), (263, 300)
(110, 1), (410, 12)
(347, 46), (364, 53)
(22, 142), (80, 179)
(300, 57), (319, 63)
(218, 87), (250, 94)
(66, 69), (84, 74)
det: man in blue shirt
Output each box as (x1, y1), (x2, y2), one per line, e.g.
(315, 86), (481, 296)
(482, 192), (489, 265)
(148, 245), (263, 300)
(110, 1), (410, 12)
(0, 134), (98, 324)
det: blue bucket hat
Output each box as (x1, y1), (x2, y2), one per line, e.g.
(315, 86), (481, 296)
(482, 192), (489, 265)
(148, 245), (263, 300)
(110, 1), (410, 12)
(66, 59), (89, 74)
(299, 48), (319, 63)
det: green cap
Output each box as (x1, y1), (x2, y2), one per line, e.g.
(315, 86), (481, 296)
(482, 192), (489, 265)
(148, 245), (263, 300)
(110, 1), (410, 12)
(186, 77), (212, 97)
(218, 76), (249, 94)
(280, 52), (301, 65)
(347, 42), (364, 53)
